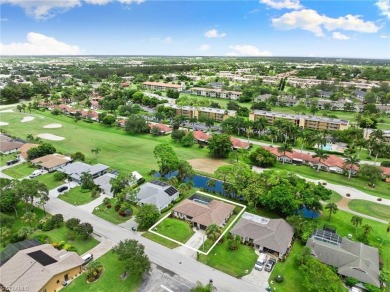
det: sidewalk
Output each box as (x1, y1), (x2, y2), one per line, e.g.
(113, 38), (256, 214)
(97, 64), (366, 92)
(80, 235), (116, 259)
(78, 194), (109, 213)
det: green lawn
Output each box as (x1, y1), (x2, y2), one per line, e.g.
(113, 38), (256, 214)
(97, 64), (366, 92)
(152, 218), (194, 243)
(3, 162), (37, 178)
(142, 232), (180, 249)
(269, 242), (305, 292)
(197, 238), (258, 278)
(92, 198), (131, 224)
(34, 226), (99, 255)
(274, 162), (390, 199)
(64, 251), (142, 292)
(0, 153), (17, 167)
(0, 110), (211, 176)
(348, 199), (390, 221)
(58, 186), (97, 206)
(326, 191), (343, 203)
(34, 172), (65, 190)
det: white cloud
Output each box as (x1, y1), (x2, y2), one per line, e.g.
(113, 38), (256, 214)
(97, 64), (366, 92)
(0, 0), (144, 19)
(380, 34), (389, 38)
(376, 0), (390, 20)
(204, 29), (226, 38)
(0, 32), (82, 55)
(163, 37), (172, 44)
(0, 18), (9, 21)
(226, 45), (272, 56)
(332, 31), (350, 40)
(272, 9), (380, 37)
(199, 44), (210, 51)
(260, 0), (302, 10)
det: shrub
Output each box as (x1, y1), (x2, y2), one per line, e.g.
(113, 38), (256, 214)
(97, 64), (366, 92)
(42, 219), (54, 231)
(274, 275), (284, 283)
(52, 214), (64, 228)
(57, 241), (66, 249)
(53, 172), (67, 181)
(10, 233), (27, 243)
(380, 161), (390, 167)
(32, 234), (51, 244)
(103, 197), (110, 205)
(63, 243), (74, 251)
(0, 213), (15, 228)
(114, 205), (120, 212)
(345, 277), (359, 287)
(66, 230), (76, 241)
(66, 218), (80, 230)
(106, 204), (112, 209)
(74, 222), (93, 240)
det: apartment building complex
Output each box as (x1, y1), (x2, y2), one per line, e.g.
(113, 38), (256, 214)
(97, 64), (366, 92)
(164, 104), (236, 121)
(190, 87), (242, 100)
(249, 110), (349, 131)
(143, 81), (184, 92)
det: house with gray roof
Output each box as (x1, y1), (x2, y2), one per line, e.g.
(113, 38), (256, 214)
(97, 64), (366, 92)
(230, 212), (294, 258)
(93, 173), (117, 196)
(58, 161), (109, 183)
(306, 229), (380, 287)
(136, 180), (179, 211)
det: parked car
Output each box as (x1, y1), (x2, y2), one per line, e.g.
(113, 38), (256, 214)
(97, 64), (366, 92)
(6, 159), (19, 166)
(29, 170), (43, 178)
(254, 253), (267, 271)
(264, 258), (276, 272)
(81, 253), (93, 265)
(57, 185), (69, 193)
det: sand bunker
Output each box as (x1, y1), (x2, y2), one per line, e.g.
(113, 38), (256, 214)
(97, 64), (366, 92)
(21, 116), (35, 123)
(37, 133), (65, 141)
(0, 122), (9, 126)
(188, 158), (230, 174)
(43, 123), (62, 129)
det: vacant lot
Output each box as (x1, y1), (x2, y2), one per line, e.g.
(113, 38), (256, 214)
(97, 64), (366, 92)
(188, 158), (230, 174)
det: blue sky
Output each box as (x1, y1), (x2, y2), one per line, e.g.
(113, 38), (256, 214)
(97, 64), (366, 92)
(0, 0), (389, 58)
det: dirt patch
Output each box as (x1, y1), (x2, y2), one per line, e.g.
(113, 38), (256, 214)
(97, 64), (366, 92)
(21, 116), (35, 123)
(43, 123), (62, 129)
(0, 122), (9, 126)
(37, 133), (65, 141)
(188, 158), (229, 174)
(338, 197), (351, 209)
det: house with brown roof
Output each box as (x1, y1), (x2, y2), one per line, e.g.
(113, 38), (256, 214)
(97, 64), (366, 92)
(193, 130), (211, 143)
(31, 154), (72, 172)
(173, 196), (235, 230)
(18, 143), (39, 161)
(0, 244), (83, 292)
(149, 123), (172, 135)
(230, 137), (250, 150)
(0, 140), (24, 155)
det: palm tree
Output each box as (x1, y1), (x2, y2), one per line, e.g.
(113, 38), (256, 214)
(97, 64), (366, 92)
(325, 203), (338, 221)
(206, 179), (217, 190)
(91, 147), (101, 157)
(206, 224), (222, 241)
(344, 155), (360, 179)
(372, 142), (386, 166)
(22, 212), (36, 228)
(354, 138), (366, 158)
(253, 117), (267, 139)
(268, 126), (278, 146)
(351, 215), (363, 236)
(312, 149), (329, 172)
(277, 143), (293, 164)
(362, 224), (373, 237)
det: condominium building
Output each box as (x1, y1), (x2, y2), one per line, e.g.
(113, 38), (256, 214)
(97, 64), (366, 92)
(163, 104), (236, 121)
(143, 81), (184, 92)
(190, 87), (242, 100)
(249, 110), (349, 131)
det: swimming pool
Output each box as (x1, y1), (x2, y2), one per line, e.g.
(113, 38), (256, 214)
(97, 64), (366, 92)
(321, 144), (332, 151)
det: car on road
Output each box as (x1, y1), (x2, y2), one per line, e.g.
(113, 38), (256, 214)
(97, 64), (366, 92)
(264, 258), (276, 272)
(57, 185), (69, 193)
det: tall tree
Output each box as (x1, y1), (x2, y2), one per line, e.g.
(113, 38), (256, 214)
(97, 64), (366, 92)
(362, 224), (373, 237)
(312, 149), (329, 172)
(110, 172), (136, 197)
(176, 160), (194, 183)
(153, 144), (179, 177)
(343, 155), (360, 179)
(207, 134), (232, 158)
(135, 204), (160, 230)
(359, 164), (383, 187)
(22, 212), (36, 228)
(80, 172), (95, 190)
(91, 147), (101, 157)
(351, 215), (363, 236)
(325, 203), (338, 221)
(277, 143), (293, 164)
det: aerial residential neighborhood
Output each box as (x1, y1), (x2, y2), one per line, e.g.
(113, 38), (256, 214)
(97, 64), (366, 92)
(0, 1), (389, 292)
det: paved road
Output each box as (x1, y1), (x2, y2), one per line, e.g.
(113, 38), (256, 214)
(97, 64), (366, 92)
(43, 195), (266, 292)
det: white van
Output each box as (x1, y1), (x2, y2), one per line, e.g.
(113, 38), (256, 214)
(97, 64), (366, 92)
(82, 253), (93, 265)
(29, 170), (43, 178)
(254, 253), (267, 271)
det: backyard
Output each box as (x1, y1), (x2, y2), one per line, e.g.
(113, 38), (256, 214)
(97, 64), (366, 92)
(64, 251), (142, 292)
(151, 217), (195, 243)
(3, 162), (38, 179)
(58, 186), (97, 206)
(348, 200), (390, 221)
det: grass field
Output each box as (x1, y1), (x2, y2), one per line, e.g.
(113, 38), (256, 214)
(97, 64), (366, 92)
(0, 153), (17, 167)
(274, 162), (390, 199)
(326, 191), (343, 203)
(152, 218), (194, 243)
(3, 162), (37, 178)
(348, 199), (390, 221)
(92, 198), (131, 224)
(197, 238), (258, 278)
(0, 110), (211, 176)
(142, 232), (180, 249)
(34, 172), (65, 190)
(64, 251), (142, 292)
(34, 226), (99, 255)
(58, 186), (97, 206)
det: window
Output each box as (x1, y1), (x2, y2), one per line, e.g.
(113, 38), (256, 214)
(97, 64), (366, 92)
(57, 280), (60, 284)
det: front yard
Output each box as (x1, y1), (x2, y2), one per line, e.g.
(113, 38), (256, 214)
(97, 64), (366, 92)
(152, 217), (195, 243)
(142, 232), (179, 249)
(64, 251), (142, 292)
(58, 186), (97, 206)
(0, 153), (17, 167)
(92, 198), (132, 224)
(34, 172), (65, 190)
(3, 162), (37, 179)
(197, 237), (258, 278)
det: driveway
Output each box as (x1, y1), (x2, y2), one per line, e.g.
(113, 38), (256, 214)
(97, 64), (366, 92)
(119, 217), (138, 231)
(80, 235), (116, 260)
(175, 229), (206, 258)
(49, 181), (79, 197)
(241, 251), (275, 288)
(78, 194), (109, 213)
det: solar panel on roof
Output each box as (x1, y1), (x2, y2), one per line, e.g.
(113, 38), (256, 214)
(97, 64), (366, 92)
(313, 229), (342, 246)
(151, 180), (168, 187)
(165, 186), (178, 196)
(27, 250), (57, 266)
